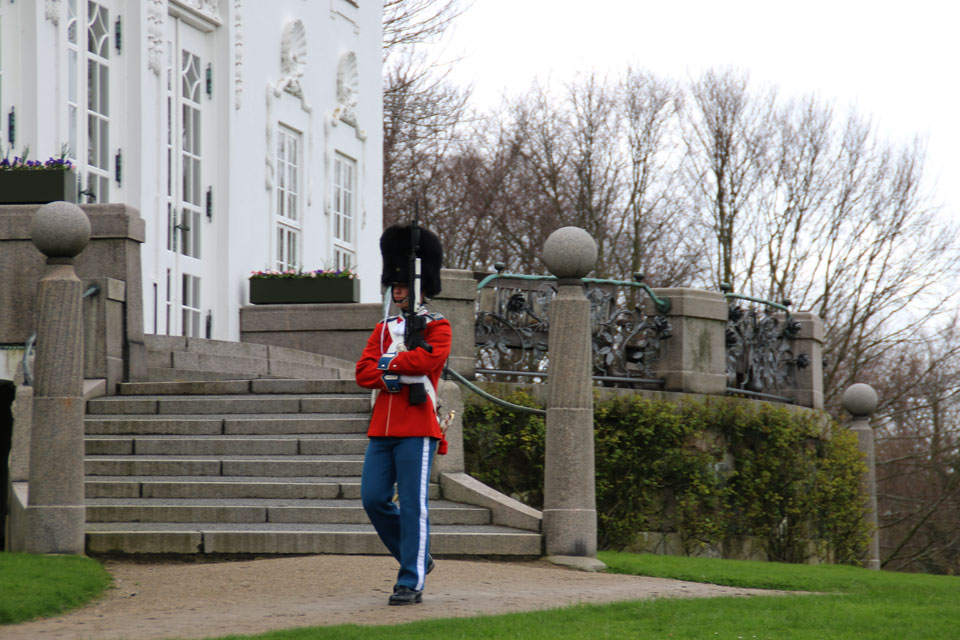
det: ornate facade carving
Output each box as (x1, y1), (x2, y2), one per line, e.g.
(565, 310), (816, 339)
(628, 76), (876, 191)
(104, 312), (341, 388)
(265, 83), (314, 204)
(45, 0), (62, 25)
(277, 19), (307, 99)
(265, 87), (275, 191)
(266, 20), (313, 192)
(172, 0), (221, 22)
(233, 0), (243, 110)
(146, 0), (165, 75)
(266, 19), (312, 193)
(334, 52), (359, 126)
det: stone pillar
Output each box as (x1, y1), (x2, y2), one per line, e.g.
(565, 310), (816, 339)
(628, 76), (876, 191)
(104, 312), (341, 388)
(25, 202), (90, 555)
(82, 277), (127, 393)
(646, 288), (728, 394)
(541, 227), (601, 566)
(432, 268), (478, 379)
(432, 379), (465, 478)
(843, 383), (880, 570)
(0, 203), (147, 382)
(791, 311), (824, 409)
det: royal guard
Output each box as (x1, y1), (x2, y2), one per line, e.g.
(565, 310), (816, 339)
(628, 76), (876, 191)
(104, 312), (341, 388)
(355, 219), (450, 605)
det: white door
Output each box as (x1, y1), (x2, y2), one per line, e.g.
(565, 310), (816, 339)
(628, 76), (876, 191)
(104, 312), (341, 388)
(159, 18), (215, 338)
(66, 0), (121, 203)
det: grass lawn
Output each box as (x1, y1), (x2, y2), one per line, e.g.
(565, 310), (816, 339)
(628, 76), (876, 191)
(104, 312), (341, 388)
(0, 552), (112, 624)
(206, 552), (960, 640)
(4, 551), (959, 639)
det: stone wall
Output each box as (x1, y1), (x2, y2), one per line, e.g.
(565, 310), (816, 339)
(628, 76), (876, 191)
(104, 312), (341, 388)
(239, 269), (479, 372)
(237, 272), (824, 409)
(0, 204), (146, 390)
(239, 302), (383, 364)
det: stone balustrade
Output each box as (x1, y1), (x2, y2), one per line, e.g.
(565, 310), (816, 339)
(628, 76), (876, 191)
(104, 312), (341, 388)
(240, 269), (824, 409)
(0, 203), (146, 392)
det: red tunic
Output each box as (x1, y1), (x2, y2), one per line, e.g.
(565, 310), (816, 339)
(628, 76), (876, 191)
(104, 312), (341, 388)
(355, 312), (452, 439)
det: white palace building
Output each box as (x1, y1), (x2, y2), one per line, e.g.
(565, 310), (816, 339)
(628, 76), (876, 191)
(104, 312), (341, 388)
(0, 0), (384, 341)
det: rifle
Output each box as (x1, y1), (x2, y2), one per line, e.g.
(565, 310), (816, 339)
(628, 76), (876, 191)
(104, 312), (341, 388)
(404, 202), (432, 405)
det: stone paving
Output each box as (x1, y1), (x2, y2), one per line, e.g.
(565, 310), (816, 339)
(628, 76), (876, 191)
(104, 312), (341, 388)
(2, 554), (795, 640)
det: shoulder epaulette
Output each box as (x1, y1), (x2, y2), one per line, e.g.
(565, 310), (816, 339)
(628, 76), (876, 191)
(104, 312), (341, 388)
(386, 311), (445, 323)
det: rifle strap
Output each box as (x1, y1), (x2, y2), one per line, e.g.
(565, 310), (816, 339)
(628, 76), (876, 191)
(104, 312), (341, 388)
(385, 316), (438, 412)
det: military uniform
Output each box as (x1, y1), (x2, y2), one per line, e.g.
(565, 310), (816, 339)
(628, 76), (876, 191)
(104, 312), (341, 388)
(356, 221), (447, 605)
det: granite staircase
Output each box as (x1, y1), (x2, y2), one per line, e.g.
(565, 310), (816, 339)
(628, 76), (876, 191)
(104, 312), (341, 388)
(83, 336), (542, 556)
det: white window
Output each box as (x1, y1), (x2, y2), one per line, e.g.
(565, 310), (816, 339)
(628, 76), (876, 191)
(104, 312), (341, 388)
(333, 153), (356, 270)
(160, 18), (211, 338)
(162, 45), (203, 259)
(276, 125), (302, 271)
(66, 0), (112, 202)
(165, 269), (172, 335)
(179, 49), (203, 259)
(181, 274), (201, 338)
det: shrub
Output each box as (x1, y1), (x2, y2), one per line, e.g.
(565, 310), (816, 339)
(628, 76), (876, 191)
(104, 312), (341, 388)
(463, 391), (871, 564)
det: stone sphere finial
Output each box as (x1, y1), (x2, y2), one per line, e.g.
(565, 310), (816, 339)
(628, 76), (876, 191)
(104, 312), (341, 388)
(542, 227), (597, 279)
(31, 201), (91, 260)
(842, 383), (878, 417)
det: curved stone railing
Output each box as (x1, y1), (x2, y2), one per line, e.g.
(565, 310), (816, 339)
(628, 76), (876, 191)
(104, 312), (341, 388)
(238, 268), (824, 411)
(469, 273), (823, 410)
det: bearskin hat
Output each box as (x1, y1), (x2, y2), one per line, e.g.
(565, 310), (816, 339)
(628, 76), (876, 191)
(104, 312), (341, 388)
(379, 223), (443, 297)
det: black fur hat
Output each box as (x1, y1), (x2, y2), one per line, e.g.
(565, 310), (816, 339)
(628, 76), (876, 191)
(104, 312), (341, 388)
(380, 223), (443, 297)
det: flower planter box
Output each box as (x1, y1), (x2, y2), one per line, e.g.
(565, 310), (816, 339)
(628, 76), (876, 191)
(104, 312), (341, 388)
(249, 277), (360, 304)
(0, 169), (78, 204)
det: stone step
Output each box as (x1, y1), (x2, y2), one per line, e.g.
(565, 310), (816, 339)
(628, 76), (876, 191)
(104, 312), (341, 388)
(85, 523), (544, 556)
(85, 435), (369, 456)
(84, 455), (365, 478)
(155, 350), (272, 377)
(84, 476), (437, 500)
(117, 379), (365, 396)
(147, 345), (355, 381)
(83, 336), (544, 559)
(121, 380), (257, 396)
(87, 395), (371, 415)
(85, 415), (369, 436)
(145, 368), (269, 382)
(85, 498), (490, 525)
(146, 363), (352, 382)
(144, 335), (355, 371)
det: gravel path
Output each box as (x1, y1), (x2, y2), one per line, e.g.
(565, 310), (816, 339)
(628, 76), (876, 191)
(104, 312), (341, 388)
(4, 555), (792, 640)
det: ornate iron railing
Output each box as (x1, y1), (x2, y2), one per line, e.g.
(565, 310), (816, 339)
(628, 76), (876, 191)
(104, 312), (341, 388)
(474, 267), (672, 387)
(722, 284), (810, 403)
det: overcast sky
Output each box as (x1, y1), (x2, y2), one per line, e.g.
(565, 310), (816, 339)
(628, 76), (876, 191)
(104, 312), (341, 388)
(438, 0), (958, 220)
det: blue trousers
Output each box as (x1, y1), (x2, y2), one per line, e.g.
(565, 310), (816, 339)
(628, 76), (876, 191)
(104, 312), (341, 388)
(361, 436), (436, 591)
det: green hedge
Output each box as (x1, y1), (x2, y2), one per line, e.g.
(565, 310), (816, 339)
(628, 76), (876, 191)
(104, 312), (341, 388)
(463, 391), (871, 564)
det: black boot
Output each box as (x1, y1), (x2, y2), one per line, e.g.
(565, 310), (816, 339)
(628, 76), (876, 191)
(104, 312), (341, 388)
(389, 585), (423, 605)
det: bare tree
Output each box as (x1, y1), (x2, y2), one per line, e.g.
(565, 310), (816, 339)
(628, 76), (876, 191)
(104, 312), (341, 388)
(382, 54), (471, 225)
(757, 94), (835, 302)
(382, 0), (472, 229)
(488, 74), (702, 281)
(382, 0), (465, 56)
(679, 70), (960, 412)
(795, 124), (957, 409)
(392, 58), (960, 569)
(678, 71), (960, 571)
(681, 68), (778, 290)
(419, 118), (529, 271)
(613, 69), (702, 288)
(873, 324), (960, 573)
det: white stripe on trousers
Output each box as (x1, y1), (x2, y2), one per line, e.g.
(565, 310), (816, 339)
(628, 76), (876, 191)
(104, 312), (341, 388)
(415, 437), (430, 591)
